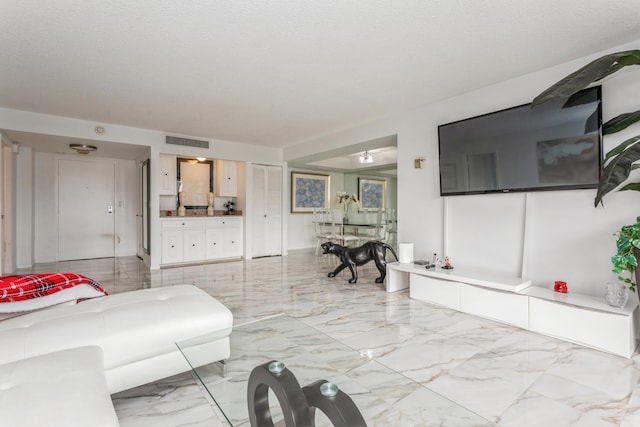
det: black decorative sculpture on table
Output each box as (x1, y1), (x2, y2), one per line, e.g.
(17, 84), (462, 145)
(247, 360), (367, 427)
(321, 241), (398, 284)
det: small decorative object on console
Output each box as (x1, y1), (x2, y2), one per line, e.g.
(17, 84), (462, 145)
(553, 281), (568, 293)
(441, 256), (454, 270)
(605, 282), (629, 308)
(224, 200), (235, 215)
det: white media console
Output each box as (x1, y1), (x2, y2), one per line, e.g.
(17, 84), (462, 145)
(386, 262), (639, 358)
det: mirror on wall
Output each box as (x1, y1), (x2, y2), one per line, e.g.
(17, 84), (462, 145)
(177, 158), (214, 208)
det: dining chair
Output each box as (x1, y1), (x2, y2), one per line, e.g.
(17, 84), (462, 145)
(313, 209), (334, 255)
(384, 208), (397, 249)
(358, 209), (384, 244)
(330, 209), (359, 247)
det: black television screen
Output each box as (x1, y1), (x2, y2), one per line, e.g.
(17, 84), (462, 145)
(437, 86), (602, 196)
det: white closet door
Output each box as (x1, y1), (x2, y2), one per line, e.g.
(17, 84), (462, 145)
(252, 165), (267, 257)
(251, 164), (282, 258)
(58, 158), (115, 261)
(264, 165), (282, 256)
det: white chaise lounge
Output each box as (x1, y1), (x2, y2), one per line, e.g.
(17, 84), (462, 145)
(0, 284), (233, 426)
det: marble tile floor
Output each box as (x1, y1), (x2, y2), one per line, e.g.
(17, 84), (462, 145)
(16, 251), (640, 426)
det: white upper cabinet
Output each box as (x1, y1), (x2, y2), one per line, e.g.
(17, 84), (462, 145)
(215, 160), (238, 197)
(159, 154), (177, 195)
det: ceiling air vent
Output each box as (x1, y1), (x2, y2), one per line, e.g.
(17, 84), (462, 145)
(165, 136), (209, 149)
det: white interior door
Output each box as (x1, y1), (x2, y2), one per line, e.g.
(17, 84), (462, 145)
(251, 164), (282, 258)
(265, 165), (282, 255)
(251, 165), (267, 256)
(58, 158), (115, 261)
(1, 145), (13, 273)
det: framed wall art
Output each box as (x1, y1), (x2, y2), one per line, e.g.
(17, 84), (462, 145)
(291, 172), (330, 213)
(358, 178), (386, 210)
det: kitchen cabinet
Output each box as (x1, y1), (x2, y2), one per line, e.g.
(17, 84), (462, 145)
(215, 160), (238, 197)
(161, 229), (183, 265)
(161, 217), (243, 266)
(206, 217), (243, 259)
(183, 228), (205, 262)
(159, 154), (177, 195)
(160, 219), (205, 264)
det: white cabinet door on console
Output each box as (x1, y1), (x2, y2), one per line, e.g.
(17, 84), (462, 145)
(529, 298), (637, 358)
(410, 274), (460, 310)
(459, 283), (529, 329)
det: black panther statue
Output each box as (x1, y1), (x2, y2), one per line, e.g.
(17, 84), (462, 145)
(321, 241), (398, 284)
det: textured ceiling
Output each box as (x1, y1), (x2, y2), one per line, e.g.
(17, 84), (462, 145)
(1, 1), (639, 148)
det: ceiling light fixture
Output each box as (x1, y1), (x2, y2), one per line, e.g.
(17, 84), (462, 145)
(196, 157), (207, 162)
(69, 144), (97, 155)
(359, 151), (374, 164)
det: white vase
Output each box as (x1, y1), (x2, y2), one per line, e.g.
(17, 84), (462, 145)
(207, 192), (214, 216)
(604, 282), (629, 308)
(177, 192), (186, 217)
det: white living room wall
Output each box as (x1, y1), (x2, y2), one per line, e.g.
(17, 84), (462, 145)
(284, 39), (640, 296)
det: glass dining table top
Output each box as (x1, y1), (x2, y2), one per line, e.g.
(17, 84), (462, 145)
(176, 315), (490, 426)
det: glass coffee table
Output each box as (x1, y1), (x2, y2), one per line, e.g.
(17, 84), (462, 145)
(177, 315), (490, 426)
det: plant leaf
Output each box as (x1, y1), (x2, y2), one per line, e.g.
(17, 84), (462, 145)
(618, 50), (640, 66)
(563, 89), (600, 108)
(533, 50), (637, 106)
(603, 111), (640, 135)
(595, 137), (640, 206)
(618, 236), (632, 251)
(602, 135), (640, 166)
(620, 182), (640, 192)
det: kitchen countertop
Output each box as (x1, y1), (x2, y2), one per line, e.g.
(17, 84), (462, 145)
(160, 210), (243, 218)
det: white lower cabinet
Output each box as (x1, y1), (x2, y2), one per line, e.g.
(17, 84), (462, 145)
(390, 262), (639, 358)
(161, 217), (243, 266)
(161, 229), (183, 264)
(205, 217), (243, 259)
(205, 228), (224, 259)
(459, 283), (529, 329)
(410, 274), (460, 310)
(183, 229), (205, 262)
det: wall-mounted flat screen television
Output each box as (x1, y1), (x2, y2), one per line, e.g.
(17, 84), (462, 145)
(437, 86), (602, 196)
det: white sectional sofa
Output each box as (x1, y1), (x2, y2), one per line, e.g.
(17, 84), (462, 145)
(0, 285), (233, 426)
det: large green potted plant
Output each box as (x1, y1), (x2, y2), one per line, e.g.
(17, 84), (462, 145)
(612, 216), (640, 293)
(533, 49), (640, 293)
